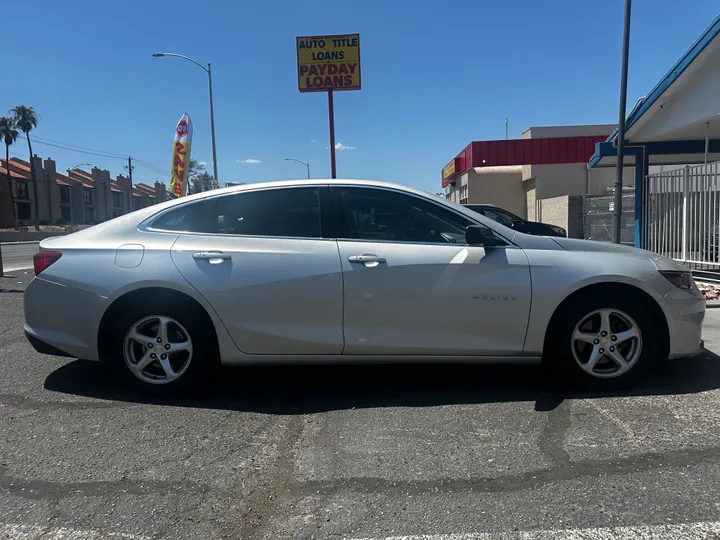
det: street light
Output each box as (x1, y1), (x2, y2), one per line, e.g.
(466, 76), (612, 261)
(68, 163), (93, 172)
(152, 52), (219, 183)
(284, 158), (310, 179)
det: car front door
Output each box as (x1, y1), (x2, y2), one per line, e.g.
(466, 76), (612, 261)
(165, 185), (344, 355)
(331, 186), (532, 356)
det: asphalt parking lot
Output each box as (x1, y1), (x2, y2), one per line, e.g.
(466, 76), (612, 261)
(2, 272), (720, 539)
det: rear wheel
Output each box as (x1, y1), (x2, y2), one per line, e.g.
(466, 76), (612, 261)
(545, 291), (662, 389)
(103, 301), (217, 395)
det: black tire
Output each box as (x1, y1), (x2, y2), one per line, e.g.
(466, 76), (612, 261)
(544, 290), (663, 390)
(101, 298), (218, 396)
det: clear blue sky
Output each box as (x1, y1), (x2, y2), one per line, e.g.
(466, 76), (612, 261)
(2, 0), (718, 193)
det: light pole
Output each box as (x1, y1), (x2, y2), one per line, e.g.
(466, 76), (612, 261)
(68, 163), (93, 172)
(152, 52), (219, 183)
(284, 158), (310, 179)
(612, 0), (632, 244)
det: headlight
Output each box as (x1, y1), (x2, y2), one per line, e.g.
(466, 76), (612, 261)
(659, 270), (694, 290)
(549, 226), (566, 237)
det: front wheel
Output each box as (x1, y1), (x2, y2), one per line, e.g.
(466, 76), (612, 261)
(545, 292), (662, 389)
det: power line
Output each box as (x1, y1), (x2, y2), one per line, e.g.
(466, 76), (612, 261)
(31, 139), (126, 160)
(31, 135), (127, 159)
(134, 159), (170, 177)
(27, 135), (169, 177)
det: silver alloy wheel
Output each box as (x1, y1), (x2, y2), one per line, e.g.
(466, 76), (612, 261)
(571, 308), (643, 379)
(123, 315), (193, 385)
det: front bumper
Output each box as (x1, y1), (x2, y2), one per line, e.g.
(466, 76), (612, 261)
(662, 285), (706, 359)
(24, 277), (111, 361)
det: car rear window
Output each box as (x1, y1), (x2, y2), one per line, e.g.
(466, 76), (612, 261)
(149, 199), (215, 233)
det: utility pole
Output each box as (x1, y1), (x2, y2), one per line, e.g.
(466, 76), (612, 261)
(613, 0), (632, 244)
(126, 156), (134, 211)
(505, 117), (509, 140)
(207, 62), (219, 183)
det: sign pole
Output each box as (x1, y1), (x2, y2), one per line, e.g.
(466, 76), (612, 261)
(328, 89), (337, 179)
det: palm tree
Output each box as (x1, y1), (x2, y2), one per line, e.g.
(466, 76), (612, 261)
(0, 117), (19, 227)
(10, 106), (39, 229)
(187, 159), (206, 195)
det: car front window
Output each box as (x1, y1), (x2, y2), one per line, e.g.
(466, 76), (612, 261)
(337, 187), (472, 244)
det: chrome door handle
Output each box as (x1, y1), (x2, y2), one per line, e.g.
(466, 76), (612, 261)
(193, 251), (231, 260)
(348, 254), (386, 266)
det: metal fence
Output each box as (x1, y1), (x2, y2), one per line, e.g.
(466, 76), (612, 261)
(582, 193), (635, 245)
(644, 162), (720, 270)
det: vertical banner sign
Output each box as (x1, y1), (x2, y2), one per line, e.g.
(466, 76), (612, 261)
(169, 113), (193, 198)
(296, 34), (361, 179)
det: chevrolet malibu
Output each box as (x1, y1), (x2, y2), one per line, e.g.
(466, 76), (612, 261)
(24, 179), (705, 394)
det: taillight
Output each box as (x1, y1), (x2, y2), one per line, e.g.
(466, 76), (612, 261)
(33, 250), (62, 276)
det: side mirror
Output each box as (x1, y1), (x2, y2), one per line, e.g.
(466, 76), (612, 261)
(466, 225), (504, 247)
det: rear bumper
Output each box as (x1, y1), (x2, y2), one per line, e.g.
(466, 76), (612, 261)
(24, 277), (111, 361)
(25, 330), (74, 358)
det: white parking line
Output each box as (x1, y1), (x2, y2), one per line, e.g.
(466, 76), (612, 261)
(347, 520), (720, 540)
(0, 522), (149, 539)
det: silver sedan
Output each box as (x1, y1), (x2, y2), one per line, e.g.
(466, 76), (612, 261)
(24, 179), (705, 394)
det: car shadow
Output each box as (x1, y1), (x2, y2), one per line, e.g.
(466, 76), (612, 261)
(43, 349), (720, 414)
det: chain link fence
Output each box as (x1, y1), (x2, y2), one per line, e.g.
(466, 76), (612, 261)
(582, 194), (635, 245)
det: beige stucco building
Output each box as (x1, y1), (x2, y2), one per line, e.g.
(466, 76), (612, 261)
(0, 156), (167, 228)
(442, 124), (634, 222)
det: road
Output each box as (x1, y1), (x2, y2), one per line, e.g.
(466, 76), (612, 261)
(2, 273), (720, 539)
(0, 242), (38, 273)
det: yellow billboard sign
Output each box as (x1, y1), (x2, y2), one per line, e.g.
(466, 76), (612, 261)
(296, 34), (361, 93)
(442, 160), (456, 181)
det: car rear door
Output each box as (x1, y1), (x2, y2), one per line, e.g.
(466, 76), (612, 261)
(165, 185), (345, 355)
(331, 186), (532, 356)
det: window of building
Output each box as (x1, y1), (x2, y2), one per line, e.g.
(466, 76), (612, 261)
(17, 202), (31, 221)
(335, 187), (472, 244)
(216, 187), (321, 238)
(59, 186), (71, 204)
(83, 187), (93, 205)
(60, 206), (71, 223)
(84, 207), (94, 224)
(113, 192), (122, 208)
(16, 181), (29, 200)
(459, 184), (468, 205)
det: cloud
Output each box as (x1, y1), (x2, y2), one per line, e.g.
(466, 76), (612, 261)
(198, 161), (207, 165)
(237, 158), (261, 164)
(334, 142), (356, 151)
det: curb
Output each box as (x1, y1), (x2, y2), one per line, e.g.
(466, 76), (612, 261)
(0, 241), (40, 245)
